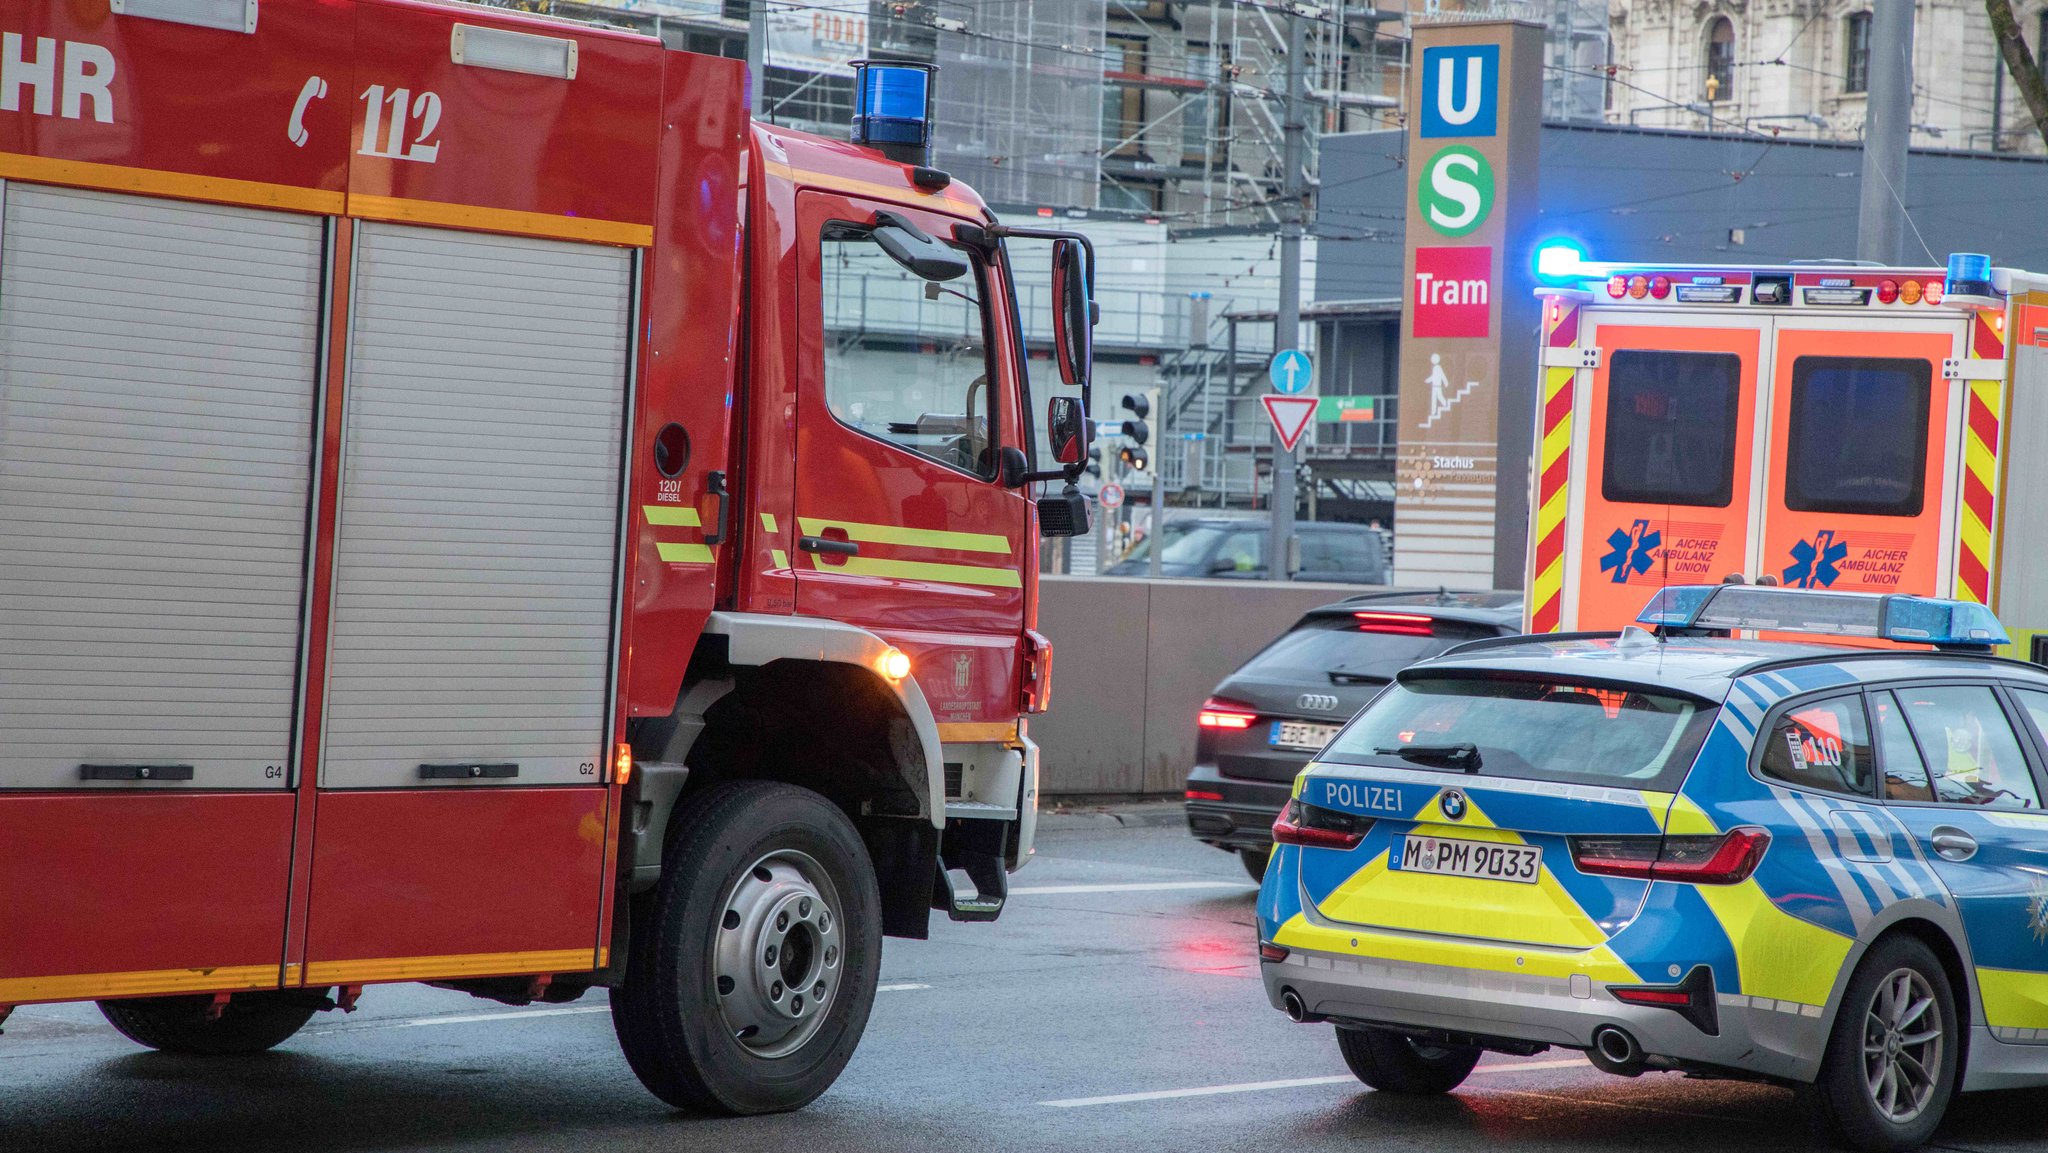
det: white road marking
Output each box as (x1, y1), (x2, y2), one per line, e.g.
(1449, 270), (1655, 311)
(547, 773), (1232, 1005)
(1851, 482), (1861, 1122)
(1039, 1057), (1590, 1108)
(1008, 881), (1256, 896)
(320, 984), (932, 1034)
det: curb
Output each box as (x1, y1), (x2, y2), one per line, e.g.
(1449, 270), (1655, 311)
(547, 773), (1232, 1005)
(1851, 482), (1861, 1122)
(1035, 800), (1186, 832)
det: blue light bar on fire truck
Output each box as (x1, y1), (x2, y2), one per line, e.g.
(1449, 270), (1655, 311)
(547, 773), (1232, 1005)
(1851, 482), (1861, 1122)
(1636, 585), (2010, 651)
(850, 60), (936, 166)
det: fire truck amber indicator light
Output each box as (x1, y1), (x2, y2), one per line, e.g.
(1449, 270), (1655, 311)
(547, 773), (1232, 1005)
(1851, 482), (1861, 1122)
(876, 648), (912, 682)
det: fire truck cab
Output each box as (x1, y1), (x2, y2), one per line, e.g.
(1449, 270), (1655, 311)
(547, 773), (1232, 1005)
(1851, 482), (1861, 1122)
(0, 0), (1093, 1115)
(1524, 246), (2048, 658)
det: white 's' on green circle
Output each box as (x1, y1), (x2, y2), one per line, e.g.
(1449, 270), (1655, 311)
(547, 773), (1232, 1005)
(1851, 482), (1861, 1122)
(1419, 145), (1495, 238)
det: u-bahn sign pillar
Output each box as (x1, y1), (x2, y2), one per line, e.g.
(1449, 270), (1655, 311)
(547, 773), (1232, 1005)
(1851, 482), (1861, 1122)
(1392, 20), (1544, 589)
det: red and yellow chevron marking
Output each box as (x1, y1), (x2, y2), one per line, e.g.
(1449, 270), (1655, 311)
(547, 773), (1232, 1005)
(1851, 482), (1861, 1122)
(1529, 297), (1580, 633)
(1956, 309), (2007, 605)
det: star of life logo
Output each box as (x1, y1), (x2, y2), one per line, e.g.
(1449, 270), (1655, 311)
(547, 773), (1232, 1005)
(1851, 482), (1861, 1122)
(1600, 519), (1660, 585)
(1785, 530), (1850, 589)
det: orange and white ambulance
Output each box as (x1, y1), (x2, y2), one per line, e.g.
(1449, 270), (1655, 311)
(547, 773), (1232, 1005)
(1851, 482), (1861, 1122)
(1523, 250), (2048, 658)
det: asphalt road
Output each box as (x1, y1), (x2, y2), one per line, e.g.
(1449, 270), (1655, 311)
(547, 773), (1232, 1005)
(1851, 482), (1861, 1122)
(9, 814), (2048, 1153)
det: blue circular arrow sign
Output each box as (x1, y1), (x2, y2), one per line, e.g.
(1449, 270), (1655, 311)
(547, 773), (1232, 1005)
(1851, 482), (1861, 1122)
(1268, 348), (1312, 395)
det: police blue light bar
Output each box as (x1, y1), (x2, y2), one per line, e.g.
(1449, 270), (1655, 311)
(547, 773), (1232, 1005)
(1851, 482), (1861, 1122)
(850, 60), (936, 166)
(1635, 585), (2010, 651)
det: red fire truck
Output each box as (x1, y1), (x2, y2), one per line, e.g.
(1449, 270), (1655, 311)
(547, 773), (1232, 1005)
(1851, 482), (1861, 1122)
(1524, 245), (2046, 657)
(0, 0), (1097, 1114)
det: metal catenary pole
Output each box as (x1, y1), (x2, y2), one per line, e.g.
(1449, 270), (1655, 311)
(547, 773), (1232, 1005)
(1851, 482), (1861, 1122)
(1269, 1), (1306, 582)
(1856, 1), (1912, 263)
(748, 0), (768, 119)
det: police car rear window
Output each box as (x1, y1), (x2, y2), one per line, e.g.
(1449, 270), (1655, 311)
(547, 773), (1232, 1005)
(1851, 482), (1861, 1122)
(1784, 356), (1930, 517)
(1601, 350), (1741, 508)
(1319, 675), (1716, 790)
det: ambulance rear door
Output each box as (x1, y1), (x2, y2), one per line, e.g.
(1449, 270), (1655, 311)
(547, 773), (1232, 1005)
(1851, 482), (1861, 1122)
(1757, 317), (1967, 598)
(1568, 312), (1768, 631)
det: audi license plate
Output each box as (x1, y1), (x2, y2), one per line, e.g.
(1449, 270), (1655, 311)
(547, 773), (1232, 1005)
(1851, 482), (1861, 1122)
(1269, 720), (1342, 751)
(1396, 835), (1541, 884)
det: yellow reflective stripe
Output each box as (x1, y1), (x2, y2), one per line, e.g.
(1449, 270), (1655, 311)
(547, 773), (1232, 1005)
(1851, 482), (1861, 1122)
(798, 518), (1009, 555)
(644, 505), (702, 528)
(1976, 967), (2048, 1029)
(304, 948), (598, 986)
(938, 721), (1018, 743)
(1692, 879), (1850, 1007)
(770, 549), (790, 569)
(0, 963), (279, 1005)
(821, 555), (1020, 588)
(1662, 793), (1719, 835)
(1270, 913), (1640, 983)
(761, 513), (780, 533)
(658, 542), (714, 563)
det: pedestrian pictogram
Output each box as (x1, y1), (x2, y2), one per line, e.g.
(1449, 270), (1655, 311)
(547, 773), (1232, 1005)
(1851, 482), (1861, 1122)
(1262, 395), (1317, 452)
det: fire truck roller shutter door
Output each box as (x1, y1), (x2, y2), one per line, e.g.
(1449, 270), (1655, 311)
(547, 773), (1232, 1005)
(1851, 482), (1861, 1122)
(0, 185), (324, 790)
(320, 223), (631, 789)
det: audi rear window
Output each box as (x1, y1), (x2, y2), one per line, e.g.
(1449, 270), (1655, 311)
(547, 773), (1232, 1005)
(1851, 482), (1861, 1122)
(1239, 617), (1502, 686)
(1319, 675), (1717, 790)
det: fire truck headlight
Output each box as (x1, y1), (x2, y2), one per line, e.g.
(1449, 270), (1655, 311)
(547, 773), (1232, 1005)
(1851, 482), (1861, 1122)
(877, 648), (912, 682)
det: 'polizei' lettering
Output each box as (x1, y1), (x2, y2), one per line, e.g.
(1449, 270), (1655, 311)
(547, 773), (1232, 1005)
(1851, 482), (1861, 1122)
(1, 32), (115, 124)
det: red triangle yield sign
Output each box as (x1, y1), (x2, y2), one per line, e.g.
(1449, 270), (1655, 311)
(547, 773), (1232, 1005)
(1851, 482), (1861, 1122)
(1262, 394), (1317, 452)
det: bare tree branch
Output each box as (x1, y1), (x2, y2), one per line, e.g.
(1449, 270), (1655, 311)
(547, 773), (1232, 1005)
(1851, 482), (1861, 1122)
(1988, 0), (2048, 148)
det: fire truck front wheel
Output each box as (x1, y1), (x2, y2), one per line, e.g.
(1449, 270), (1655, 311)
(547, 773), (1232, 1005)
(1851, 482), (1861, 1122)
(612, 780), (883, 1114)
(97, 991), (321, 1055)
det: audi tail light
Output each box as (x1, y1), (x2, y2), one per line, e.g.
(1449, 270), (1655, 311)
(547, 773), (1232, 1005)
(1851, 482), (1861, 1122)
(1272, 798), (1370, 850)
(1569, 827), (1769, 885)
(1353, 611), (1434, 636)
(1199, 698), (1258, 730)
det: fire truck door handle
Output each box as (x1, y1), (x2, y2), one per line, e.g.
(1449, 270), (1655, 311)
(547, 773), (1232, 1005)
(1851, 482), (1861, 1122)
(80, 764), (195, 782)
(418, 763), (520, 780)
(702, 471), (730, 546)
(799, 536), (860, 557)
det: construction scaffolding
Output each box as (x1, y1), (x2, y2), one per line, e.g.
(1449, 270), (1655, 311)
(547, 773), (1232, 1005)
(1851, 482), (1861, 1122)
(930, 0), (1108, 209)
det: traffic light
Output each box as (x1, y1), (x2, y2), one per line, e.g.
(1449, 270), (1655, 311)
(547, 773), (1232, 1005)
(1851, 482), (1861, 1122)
(1118, 445), (1149, 472)
(1120, 392), (1150, 446)
(1085, 443), (1102, 479)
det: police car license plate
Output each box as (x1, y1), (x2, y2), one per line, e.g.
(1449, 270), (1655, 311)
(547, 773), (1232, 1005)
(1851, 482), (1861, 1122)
(1397, 835), (1541, 884)
(1269, 720), (1342, 751)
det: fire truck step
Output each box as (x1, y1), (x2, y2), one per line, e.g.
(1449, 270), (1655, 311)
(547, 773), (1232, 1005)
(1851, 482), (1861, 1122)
(935, 849), (1008, 922)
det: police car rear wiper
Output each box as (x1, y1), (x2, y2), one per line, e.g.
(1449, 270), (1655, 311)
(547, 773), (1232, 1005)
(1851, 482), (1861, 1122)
(1374, 742), (1482, 771)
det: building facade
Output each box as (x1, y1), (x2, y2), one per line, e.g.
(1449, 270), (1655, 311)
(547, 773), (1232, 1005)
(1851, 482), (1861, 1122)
(1609, 0), (2048, 154)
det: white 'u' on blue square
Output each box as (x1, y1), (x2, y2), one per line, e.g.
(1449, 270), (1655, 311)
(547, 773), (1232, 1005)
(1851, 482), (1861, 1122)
(1420, 45), (1499, 138)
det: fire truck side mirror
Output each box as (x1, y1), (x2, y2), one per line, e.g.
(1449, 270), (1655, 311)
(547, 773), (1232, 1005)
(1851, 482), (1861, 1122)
(1052, 239), (1093, 390)
(1047, 396), (1089, 465)
(871, 213), (969, 282)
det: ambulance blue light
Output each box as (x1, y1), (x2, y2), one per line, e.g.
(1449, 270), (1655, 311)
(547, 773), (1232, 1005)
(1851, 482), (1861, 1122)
(1636, 586), (2010, 651)
(1946, 252), (1995, 298)
(850, 60), (936, 165)
(1535, 239), (1588, 283)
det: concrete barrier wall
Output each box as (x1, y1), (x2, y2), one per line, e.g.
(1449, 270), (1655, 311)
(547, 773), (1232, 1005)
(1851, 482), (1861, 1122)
(1032, 576), (1371, 795)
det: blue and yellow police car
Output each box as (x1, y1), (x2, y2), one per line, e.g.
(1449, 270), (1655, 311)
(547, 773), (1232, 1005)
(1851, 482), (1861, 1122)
(1259, 584), (2048, 1152)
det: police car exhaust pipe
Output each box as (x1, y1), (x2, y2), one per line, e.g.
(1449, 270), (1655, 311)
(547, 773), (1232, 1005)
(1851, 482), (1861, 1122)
(1588, 1026), (1644, 1076)
(1282, 988), (1323, 1024)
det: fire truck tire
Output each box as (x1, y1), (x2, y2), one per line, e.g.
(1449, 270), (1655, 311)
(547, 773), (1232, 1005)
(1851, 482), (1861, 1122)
(97, 992), (319, 1055)
(611, 780), (882, 1115)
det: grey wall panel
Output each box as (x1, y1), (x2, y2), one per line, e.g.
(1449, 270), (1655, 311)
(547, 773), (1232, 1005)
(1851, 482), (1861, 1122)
(320, 223), (629, 789)
(1030, 576), (1364, 794)
(0, 185), (323, 789)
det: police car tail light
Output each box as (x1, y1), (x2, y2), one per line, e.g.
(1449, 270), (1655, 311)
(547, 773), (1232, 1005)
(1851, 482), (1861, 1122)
(1199, 698), (1258, 730)
(1271, 798), (1370, 850)
(1353, 611), (1434, 636)
(1569, 827), (1769, 885)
